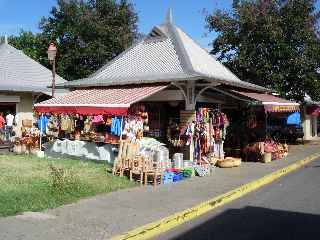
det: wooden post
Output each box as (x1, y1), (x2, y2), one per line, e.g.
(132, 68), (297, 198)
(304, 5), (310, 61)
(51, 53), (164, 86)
(39, 113), (43, 151)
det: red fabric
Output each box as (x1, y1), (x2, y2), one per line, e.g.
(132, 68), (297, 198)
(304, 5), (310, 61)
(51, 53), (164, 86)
(0, 115), (4, 129)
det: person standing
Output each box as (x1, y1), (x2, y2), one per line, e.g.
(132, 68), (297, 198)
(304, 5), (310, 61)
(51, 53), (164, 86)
(5, 112), (14, 141)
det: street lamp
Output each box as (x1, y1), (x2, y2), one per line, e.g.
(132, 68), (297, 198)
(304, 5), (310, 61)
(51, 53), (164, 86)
(47, 42), (57, 98)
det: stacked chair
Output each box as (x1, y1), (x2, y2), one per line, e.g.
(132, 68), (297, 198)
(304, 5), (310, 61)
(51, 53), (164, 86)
(112, 139), (163, 187)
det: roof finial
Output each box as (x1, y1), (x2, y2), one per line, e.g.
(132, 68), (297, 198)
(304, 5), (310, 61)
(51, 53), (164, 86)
(165, 8), (173, 24)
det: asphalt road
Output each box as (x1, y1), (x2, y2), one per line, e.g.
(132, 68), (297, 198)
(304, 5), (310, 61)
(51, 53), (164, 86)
(156, 158), (320, 240)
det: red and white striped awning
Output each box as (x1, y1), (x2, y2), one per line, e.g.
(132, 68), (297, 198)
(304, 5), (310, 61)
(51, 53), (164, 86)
(34, 84), (168, 115)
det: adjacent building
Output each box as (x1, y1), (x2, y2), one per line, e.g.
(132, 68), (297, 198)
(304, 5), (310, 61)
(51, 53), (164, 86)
(0, 37), (67, 136)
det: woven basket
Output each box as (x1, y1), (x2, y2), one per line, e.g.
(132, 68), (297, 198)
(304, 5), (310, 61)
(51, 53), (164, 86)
(217, 157), (241, 168)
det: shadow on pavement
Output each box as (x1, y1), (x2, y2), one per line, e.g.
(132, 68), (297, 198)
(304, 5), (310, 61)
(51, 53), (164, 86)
(170, 206), (320, 240)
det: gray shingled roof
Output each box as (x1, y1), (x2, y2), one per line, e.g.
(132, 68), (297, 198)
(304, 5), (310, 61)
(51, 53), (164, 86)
(0, 42), (68, 96)
(56, 10), (267, 92)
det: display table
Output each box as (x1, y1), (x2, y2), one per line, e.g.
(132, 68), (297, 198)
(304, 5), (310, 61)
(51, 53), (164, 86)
(44, 139), (115, 163)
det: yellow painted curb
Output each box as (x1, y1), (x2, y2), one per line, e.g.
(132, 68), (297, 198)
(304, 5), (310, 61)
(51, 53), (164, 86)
(111, 152), (320, 240)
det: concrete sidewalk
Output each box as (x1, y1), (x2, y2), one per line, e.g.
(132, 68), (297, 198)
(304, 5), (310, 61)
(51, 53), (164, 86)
(1, 142), (320, 240)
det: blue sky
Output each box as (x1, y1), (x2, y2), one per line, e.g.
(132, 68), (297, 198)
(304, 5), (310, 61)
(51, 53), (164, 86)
(0, 0), (232, 48)
(0, 0), (319, 49)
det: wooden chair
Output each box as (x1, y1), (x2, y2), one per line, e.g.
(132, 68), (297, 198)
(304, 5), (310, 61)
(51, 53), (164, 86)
(122, 140), (135, 177)
(112, 140), (125, 176)
(129, 155), (145, 185)
(112, 139), (130, 176)
(144, 159), (163, 187)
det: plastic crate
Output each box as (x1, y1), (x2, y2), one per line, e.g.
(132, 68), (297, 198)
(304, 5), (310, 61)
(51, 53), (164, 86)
(163, 171), (174, 184)
(182, 168), (194, 178)
(173, 172), (184, 182)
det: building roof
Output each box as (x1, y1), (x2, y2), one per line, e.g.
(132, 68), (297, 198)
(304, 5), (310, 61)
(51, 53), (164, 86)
(0, 42), (67, 96)
(56, 10), (267, 92)
(232, 90), (299, 112)
(233, 91), (299, 105)
(34, 84), (168, 115)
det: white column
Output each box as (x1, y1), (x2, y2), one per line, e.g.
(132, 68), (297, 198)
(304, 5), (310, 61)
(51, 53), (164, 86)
(185, 81), (195, 161)
(185, 81), (195, 111)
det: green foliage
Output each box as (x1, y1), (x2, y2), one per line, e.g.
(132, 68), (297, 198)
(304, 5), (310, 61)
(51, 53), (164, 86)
(9, 31), (48, 67)
(0, 154), (136, 217)
(49, 164), (84, 195)
(9, 0), (138, 81)
(206, 0), (320, 102)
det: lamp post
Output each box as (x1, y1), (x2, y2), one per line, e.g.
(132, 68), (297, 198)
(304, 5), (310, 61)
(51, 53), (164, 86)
(47, 43), (57, 98)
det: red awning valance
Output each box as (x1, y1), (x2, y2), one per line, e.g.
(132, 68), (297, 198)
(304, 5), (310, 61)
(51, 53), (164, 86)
(232, 91), (300, 113)
(263, 104), (300, 113)
(34, 84), (168, 115)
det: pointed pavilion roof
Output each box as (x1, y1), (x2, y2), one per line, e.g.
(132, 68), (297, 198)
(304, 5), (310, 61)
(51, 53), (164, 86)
(56, 10), (267, 92)
(0, 42), (67, 96)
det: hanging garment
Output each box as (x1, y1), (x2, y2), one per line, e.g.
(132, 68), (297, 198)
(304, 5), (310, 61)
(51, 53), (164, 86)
(84, 116), (92, 133)
(105, 116), (112, 126)
(111, 117), (122, 136)
(75, 116), (84, 130)
(213, 142), (225, 159)
(60, 115), (69, 131)
(92, 115), (104, 125)
(69, 116), (75, 133)
(37, 115), (48, 135)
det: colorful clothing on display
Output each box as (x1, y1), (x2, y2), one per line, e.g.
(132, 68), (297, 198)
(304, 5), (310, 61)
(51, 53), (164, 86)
(111, 117), (122, 136)
(37, 115), (49, 135)
(0, 115), (5, 129)
(183, 108), (229, 162)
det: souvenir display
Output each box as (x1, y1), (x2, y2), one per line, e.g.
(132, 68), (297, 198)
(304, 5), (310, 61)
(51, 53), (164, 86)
(167, 120), (184, 147)
(264, 138), (289, 160)
(182, 108), (229, 163)
(13, 125), (40, 154)
(34, 104), (149, 146)
(31, 95), (294, 187)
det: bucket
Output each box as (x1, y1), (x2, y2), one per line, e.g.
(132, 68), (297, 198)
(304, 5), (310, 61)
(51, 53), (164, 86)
(37, 150), (45, 158)
(173, 153), (183, 169)
(262, 152), (272, 163)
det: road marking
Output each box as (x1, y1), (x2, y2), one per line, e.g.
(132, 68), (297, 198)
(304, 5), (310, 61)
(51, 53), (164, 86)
(111, 152), (320, 240)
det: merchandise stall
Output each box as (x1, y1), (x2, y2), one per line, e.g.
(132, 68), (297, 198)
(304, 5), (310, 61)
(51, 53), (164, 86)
(31, 82), (248, 186)
(30, 12), (288, 186)
(223, 91), (300, 162)
(33, 85), (169, 163)
(32, 84), (300, 169)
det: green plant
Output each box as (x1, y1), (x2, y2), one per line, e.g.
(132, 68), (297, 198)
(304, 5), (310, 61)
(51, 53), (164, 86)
(0, 154), (135, 217)
(49, 164), (82, 194)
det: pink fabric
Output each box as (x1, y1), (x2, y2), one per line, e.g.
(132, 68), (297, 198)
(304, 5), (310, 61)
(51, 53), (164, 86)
(92, 115), (104, 124)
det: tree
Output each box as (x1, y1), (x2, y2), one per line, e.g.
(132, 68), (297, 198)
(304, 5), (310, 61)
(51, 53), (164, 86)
(9, 31), (49, 68)
(10, 0), (138, 81)
(206, 0), (320, 102)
